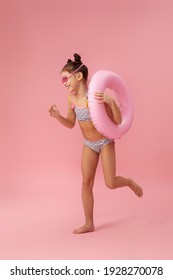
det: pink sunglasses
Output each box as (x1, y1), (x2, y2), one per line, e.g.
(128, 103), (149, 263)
(61, 64), (84, 84)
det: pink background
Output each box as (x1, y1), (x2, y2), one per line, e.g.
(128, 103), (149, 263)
(0, 0), (173, 259)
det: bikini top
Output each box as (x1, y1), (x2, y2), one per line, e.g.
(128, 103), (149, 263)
(74, 106), (92, 121)
(71, 93), (92, 122)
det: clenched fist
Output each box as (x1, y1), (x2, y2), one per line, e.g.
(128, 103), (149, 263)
(49, 104), (60, 118)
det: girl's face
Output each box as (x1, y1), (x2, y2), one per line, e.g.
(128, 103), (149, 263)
(61, 71), (81, 93)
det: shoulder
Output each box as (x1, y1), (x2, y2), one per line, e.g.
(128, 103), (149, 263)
(67, 93), (75, 110)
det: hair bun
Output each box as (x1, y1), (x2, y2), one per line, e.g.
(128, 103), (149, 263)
(74, 53), (82, 63)
(67, 59), (73, 63)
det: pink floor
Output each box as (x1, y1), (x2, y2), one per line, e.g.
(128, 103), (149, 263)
(0, 167), (172, 260)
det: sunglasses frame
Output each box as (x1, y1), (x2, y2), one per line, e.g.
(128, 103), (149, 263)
(61, 64), (84, 84)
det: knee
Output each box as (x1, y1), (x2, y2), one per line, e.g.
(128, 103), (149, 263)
(105, 178), (115, 189)
(82, 178), (94, 191)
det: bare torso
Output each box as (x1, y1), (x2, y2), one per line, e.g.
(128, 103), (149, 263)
(78, 120), (105, 141)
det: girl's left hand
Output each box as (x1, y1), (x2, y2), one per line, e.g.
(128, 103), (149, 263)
(94, 92), (113, 104)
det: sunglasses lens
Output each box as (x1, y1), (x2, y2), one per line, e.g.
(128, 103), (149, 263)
(61, 76), (68, 84)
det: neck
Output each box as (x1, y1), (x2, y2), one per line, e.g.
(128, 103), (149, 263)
(76, 82), (88, 98)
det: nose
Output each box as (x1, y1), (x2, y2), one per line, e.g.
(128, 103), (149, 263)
(62, 80), (67, 86)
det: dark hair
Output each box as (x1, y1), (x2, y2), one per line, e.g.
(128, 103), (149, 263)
(61, 53), (88, 80)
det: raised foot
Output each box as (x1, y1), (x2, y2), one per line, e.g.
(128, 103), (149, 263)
(129, 179), (143, 198)
(73, 224), (95, 234)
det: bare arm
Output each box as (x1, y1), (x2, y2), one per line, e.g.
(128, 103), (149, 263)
(49, 95), (76, 128)
(105, 99), (122, 125)
(95, 92), (122, 125)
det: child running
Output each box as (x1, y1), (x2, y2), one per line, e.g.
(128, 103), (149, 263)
(49, 53), (143, 234)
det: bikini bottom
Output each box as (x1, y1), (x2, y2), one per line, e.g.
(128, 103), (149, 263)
(84, 138), (114, 154)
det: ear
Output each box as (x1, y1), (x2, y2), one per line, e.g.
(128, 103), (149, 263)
(76, 72), (83, 81)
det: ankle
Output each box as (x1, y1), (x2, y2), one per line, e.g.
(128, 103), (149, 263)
(86, 221), (94, 227)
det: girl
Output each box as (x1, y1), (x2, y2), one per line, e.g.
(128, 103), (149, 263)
(49, 53), (143, 234)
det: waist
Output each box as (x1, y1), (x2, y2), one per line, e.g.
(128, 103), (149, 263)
(78, 121), (106, 141)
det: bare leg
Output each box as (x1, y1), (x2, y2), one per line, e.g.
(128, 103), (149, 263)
(73, 145), (99, 234)
(101, 142), (143, 197)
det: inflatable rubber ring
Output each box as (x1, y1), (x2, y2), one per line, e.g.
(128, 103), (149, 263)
(88, 70), (134, 139)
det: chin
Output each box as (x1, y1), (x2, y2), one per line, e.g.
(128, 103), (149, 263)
(69, 88), (76, 94)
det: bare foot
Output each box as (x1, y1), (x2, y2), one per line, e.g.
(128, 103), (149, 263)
(128, 179), (143, 198)
(73, 224), (95, 234)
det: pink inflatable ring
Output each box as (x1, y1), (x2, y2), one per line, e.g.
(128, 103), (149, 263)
(88, 70), (134, 139)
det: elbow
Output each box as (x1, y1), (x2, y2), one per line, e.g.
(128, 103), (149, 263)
(117, 110), (122, 125)
(117, 116), (122, 125)
(115, 119), (122, 125)
(68, 122), (75, 129)
(114, 115), (122, 125)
